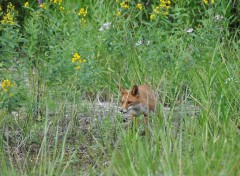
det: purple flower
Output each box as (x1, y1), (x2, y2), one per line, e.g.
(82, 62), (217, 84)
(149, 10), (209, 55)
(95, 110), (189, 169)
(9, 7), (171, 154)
(38, 0), (42, 5)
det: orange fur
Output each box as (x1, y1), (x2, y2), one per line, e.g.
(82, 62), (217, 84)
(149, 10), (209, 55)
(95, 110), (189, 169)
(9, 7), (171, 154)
(119, 85), (157, 124)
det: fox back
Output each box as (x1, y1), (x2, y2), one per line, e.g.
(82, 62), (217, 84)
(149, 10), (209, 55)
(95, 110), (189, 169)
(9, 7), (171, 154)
(119, 85), (157, 117)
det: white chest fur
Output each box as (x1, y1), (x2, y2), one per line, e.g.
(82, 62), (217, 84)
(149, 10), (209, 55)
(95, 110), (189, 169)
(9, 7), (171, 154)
(128, 103), (149, 116)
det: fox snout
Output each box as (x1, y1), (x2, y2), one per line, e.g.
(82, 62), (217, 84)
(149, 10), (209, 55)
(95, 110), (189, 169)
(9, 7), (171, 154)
(119, 107), (128, 114)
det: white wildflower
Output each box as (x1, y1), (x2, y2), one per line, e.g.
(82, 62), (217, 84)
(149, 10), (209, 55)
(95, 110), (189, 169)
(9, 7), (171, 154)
(99, 22), (112, 32)
(146, 40), (150, 45)
(214, 15), (224, 21)
(135, 39), (143, 46)
(186, 28), (194, 33)
(135, 39), (151, 46)
(225, 77), (237, 84)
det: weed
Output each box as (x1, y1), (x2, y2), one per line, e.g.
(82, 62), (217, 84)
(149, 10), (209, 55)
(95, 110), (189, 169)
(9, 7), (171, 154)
(0, 0), (239, 175)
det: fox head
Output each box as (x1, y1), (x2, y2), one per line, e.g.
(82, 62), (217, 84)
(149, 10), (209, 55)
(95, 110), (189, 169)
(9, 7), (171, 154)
(119, 85), (140, 115)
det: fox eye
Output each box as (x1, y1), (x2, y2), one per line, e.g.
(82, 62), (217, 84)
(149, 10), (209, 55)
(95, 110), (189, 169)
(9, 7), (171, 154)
(127, 101), (132, 104)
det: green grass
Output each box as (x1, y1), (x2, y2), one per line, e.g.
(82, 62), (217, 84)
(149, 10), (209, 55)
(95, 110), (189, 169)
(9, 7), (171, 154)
(0, 0), (240, 175)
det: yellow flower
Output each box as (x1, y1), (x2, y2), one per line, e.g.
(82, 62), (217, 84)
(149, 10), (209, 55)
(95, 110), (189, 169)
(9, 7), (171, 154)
(24, 2), (29, 7)
(150, 14), (156, 20)
(163, 11), (168, 15)
(39, 3), (47, 9)
(80, 18), (87, 23)
(117, 11), (121, 16)
(1, 2), (17, 25)
(1, 13), (15, 25)
(74, 53), (80, 59)
(159, 4), (166, 8)
(1, 79), (14, 92)
(2, 80), (11, 88)
(116, 0), (119, 2)
(7, 2), (14, 11)
(9, 93), (13, 97)
(154, 6), (160, 13)
(60, 6), (64, 11)
(71, 52), (86, 71)
(136, 3), (143, 10)
(54, 0), (58, 3)
(78, 8), (87, 16)
(120, 2), (129, 9)
(203, 0), (213, 4)
(155, 0), (170, 15)
(120, 2), (125, 7)
(72, 57), (76, 63)
(72, 53), (82, 62)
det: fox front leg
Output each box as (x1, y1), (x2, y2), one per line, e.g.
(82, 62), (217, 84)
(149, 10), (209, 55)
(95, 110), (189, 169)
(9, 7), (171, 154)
(144, 113), (149, 125)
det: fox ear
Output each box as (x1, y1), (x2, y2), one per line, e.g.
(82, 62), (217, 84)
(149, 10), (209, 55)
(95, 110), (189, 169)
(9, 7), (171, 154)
(131, 85), (139, 96)
(117, 84), (126, 94)
(120, 87), (127, 94)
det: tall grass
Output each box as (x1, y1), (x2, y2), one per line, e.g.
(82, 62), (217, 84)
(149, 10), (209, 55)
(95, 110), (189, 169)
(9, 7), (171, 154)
(0, 0), (239, 175)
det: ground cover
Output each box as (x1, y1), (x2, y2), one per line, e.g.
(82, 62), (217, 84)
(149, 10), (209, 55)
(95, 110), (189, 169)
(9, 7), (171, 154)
(0, 0), (240, 175)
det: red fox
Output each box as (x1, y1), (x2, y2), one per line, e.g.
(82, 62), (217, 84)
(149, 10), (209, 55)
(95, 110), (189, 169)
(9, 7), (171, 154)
(119, 84), (157, 124)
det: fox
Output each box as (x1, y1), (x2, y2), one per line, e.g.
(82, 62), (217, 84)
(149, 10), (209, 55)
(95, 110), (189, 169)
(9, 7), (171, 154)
(119, 84), (157, 125)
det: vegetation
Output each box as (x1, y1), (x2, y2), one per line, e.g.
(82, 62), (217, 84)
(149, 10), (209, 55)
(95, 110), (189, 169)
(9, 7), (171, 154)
(0, 0), (239, 175)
